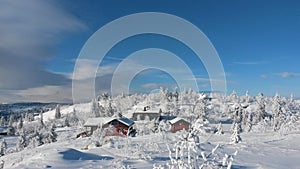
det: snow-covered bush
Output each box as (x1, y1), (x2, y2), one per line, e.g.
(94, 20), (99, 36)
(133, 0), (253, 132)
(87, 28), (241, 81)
(166, 129), (237, 168)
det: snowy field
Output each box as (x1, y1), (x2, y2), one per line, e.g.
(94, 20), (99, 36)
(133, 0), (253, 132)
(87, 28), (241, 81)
(0, 91), (299, 169)
(1, 126), (299, 169)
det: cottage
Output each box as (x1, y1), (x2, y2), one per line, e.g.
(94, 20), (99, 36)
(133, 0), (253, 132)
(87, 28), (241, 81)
(169, 117), (190, 133)
(132, 108), (161, 121)
(83, 117), (135, 136)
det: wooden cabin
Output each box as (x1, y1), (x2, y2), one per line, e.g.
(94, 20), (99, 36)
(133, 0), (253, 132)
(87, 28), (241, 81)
(83, 117), (135, 136)
(169, 117), (190, 133)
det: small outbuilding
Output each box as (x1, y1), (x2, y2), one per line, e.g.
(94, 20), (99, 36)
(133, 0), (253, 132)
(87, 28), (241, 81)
(169, 117), (190, 133)
(132, 107), (161, 121)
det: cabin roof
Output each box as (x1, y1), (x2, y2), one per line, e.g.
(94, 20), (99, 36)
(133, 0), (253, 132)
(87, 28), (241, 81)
(169, 117), (189, 125)
(84, 117), (114, 127)
(84, 117), (134, 127)
(118, 118), (134, 126)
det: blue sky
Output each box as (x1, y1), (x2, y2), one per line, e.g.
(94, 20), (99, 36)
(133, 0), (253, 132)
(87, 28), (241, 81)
(0, 0), (300, 103)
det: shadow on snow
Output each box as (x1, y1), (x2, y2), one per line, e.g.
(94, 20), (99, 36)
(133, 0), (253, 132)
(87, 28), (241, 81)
(59, 148), (114, 161)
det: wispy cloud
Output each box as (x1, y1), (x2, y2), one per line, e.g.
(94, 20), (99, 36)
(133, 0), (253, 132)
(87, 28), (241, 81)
(141, 83), (176, 89)
(232, 61), (266, 65)
(261, 72), (300, 79)
(276, 72), (300, 78)
(192, 77), (234, 84)
(261, 74), (268, 79)
(0, 0), (86, 102)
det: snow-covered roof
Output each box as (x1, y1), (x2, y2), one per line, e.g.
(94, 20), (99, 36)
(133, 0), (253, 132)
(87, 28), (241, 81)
(118, 118), (134, 126)
(84, 117), (134, 127)
(84, 117), (114, 127)
(169, 117), (189, 125)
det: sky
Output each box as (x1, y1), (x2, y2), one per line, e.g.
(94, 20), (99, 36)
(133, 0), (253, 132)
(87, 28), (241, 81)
(0, 0), (300, 103)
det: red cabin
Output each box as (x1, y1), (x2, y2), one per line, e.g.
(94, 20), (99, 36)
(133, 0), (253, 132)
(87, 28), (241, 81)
(169, 117), (190, 133)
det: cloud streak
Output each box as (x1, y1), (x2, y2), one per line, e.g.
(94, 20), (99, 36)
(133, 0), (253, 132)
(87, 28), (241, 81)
(232, 61), (266, 65)
(0, 0), (86, 102)
(0, 0), (86, 87)
(276, 72), (300, 78)
(261, 72), (300, 79)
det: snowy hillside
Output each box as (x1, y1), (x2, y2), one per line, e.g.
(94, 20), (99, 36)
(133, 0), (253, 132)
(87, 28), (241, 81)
(0, 90), (299, 169)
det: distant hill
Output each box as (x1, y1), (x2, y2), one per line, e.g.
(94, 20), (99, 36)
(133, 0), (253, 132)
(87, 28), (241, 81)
(0, 102), (71, 117)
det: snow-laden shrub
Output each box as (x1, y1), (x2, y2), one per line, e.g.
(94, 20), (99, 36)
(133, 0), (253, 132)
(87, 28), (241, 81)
(165, 123), (237, 169)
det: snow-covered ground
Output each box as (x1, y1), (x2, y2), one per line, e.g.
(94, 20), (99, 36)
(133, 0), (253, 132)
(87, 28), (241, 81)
(0, 92), (299, 169)
(1, 124), (299, 169)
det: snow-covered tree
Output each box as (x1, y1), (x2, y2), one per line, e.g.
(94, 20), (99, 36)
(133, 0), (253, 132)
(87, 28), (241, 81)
(91, 99), (100, 117)
(0, 139), (7, 156)
(216, 122), (224, 135)
(45, 124), (57, 143)
(246, 112), (254, 132)
(28, 128), (44, 148)
(39, 112), (44, 127)
(231, 123), (241, 143)
(0, 117), (5, 126)
(16, 132), (27, 151)
(232, 104), (243, 133)
(243, 90), (251, 103)
(255, 92), (266, 123)
(55, 104), (61, 119)
(17, 116), (23, 130)
(272, 93), (284, 131)
(65, 111), (79, 126)
(106, 101), (114, 117)
(8, 114), (15, 127)
(173, 86), (179, 101)
(229, 90), (239, 103)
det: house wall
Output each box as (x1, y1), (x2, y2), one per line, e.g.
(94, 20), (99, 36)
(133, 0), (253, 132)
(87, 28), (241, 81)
(132, 113), (160, 121)
(171, 120), (190, 133)
(103, 119), (130, 136)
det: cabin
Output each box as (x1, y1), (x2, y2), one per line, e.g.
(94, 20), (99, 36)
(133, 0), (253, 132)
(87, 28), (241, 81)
(169, 117), (190, 133)
(83, 117), (135, 137)
(132, 107), (161, 121)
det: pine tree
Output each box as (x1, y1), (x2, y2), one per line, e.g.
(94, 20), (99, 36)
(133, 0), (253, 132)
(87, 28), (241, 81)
(0, 139), (7, 156)
(91, 99), (100, 117)
(16, 132), (27, 151)
(229, 90), (238, 103)
(0, 117), (5, 126)
(17, 117), (23, 130)
(55, 104), (61, 119)
(106, 101), (114, 117)
(64, 116), (70, 127)
(246, 112), (253, 132)
(244, 90), (250, 103)
(216, 122), (224, 135)
(29, 129), (44, 147)
(8, 114), (15, 127)
(46, 124), (57, 143)
(273, 93), (284, 131)
(39, 112), (44, 127)
(231, 123), (241, 143)
(256, 92), (266, 123)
